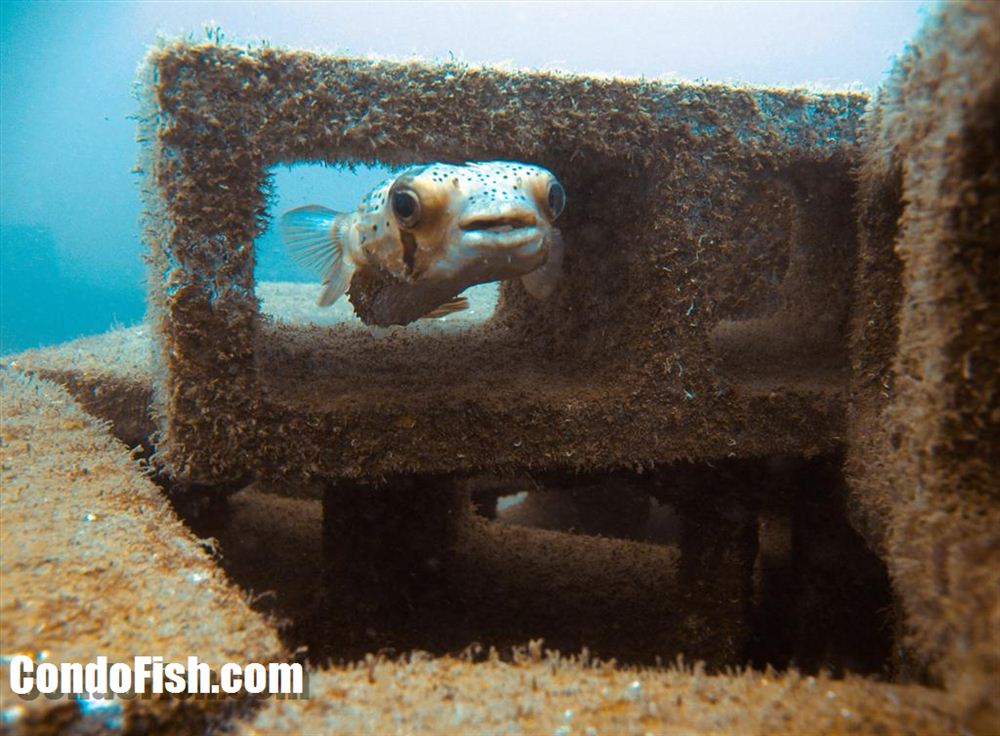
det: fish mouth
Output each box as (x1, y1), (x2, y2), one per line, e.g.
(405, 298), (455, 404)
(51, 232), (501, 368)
(460, 212), (538, 233)
(460, 214), (542, 249)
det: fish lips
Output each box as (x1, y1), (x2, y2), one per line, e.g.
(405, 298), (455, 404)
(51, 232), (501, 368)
(459, 228), (548, 279)
(459, 226), (546, 255)
(430, 219), (551, 282)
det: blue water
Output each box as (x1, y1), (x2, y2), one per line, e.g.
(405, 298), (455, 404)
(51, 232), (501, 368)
(0, 1), (932, 354)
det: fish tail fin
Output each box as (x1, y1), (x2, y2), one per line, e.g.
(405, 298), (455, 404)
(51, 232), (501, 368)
(421, 295), (469, 320)
(521, 229), (564, 300)
(281, 205), (356, 307)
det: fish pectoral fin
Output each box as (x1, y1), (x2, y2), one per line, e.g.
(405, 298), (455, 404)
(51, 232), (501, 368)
(421, 296), (470, 320)
(281, 205), (355, 307)
(521, 230), (565, 300)
(281, 204), (349, 275)
(317, 257), (356, 307)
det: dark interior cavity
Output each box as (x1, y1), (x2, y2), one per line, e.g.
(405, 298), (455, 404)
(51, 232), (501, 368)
(171, 455), (893, 676)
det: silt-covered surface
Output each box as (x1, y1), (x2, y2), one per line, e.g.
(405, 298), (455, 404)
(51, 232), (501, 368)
(0, 370), (284, 734)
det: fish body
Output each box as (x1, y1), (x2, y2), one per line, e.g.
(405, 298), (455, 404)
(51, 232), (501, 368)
(280, 161), (566, 326)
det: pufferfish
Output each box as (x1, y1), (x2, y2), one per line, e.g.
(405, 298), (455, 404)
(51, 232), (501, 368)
(280, 161), (566, 326)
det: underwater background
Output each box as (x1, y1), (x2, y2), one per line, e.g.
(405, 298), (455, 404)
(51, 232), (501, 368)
(1, 0), (930, 354)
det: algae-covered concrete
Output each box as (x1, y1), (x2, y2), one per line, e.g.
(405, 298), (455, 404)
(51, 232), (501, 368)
(2, 1), (997, 733)
(240, 654), (957, 736)
(137, 39), (867, 486)
(846, 1), (1000, 730)
(6, 326), (154, 452)
(0, 370), (285, 734)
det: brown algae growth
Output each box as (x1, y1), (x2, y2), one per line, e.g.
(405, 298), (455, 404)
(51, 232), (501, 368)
(3, 1), (999, 733)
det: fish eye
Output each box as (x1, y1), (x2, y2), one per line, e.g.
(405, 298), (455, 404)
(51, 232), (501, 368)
(546, 180), (566, 220)
(391, 189), (421, 228)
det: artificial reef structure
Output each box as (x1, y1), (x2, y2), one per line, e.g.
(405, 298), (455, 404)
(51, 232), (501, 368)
(2, 2), (997, 733)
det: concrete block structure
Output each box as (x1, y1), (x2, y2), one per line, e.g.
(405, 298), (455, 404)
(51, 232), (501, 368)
(137, 43), (865, 487)
(5, 2), (996, 731)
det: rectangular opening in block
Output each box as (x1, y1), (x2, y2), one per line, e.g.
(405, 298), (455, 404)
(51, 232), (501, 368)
(709, 163), (858, 393)
(251, 155), (642, 422)
(255, 161), (501, 328)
